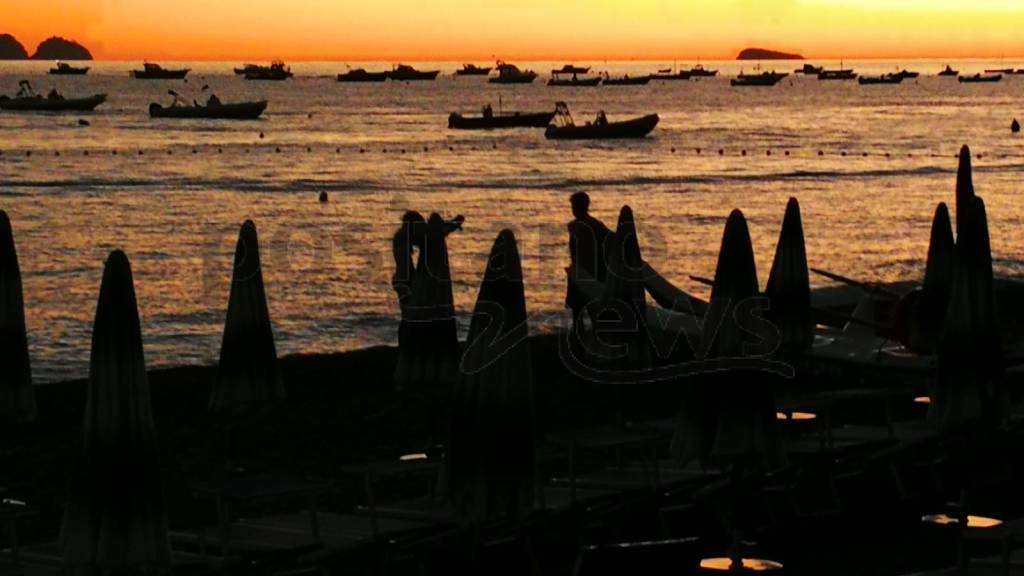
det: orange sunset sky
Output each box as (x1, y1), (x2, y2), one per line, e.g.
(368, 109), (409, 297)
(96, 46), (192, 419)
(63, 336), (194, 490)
(2, 0), (1022, 61)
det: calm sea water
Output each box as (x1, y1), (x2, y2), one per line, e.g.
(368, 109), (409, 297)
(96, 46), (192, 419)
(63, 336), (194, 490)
(2, 59), (1023, 383)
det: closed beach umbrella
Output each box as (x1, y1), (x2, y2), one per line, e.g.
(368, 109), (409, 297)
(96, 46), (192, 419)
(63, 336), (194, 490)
(0, 210), (36, 422)
(61, 250), (171, 574)
(447, 230), (534, 522)
(932, 196), (1003, 427)
(673, 210), (784, 469)
(393, 213), (460, 390)
(599, 206), (651, 371)
(764, 198), (812, 357)
(917, 203), (955, 352)
(955, 145), (974, 238)
(210, 220), (285, 413)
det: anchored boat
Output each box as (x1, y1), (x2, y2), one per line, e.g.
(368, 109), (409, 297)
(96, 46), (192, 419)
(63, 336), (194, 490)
(0, 82), (105, 111)
(731, 70), (788, 87)
(448, 105), (556, 129)
(131, 63), (190, 80)
(959, 73), (1002, 83)
(489, 62), (538, 84)
(858, 73), (904, 85)
(149, 92), (267, 119)
(389, 64), (440, 81)
(337, 68), (389, 82)
(455, 64), (492, 76)
(49, 62), (89, 75)
(244, 62), (293, 80)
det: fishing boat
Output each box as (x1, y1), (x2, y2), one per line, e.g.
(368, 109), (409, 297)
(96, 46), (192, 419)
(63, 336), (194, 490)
(601, 73), (651, 86)
(959, 73), (1002, 83)
(389, 64), (440, 81)
(858, 73), (904, 85)
(0, 83), (105, 111)
(552, 64), (590, 75)
(455, 64), (492, 76)
(544, 102), (658, 140)
(893, 69), (919, 80)
(818, 68), (857, 80)
(938, 65), (959, 77)
(984, 68), (1014, 74)
(448, 105), (556, 129)
(244, 62), (293, 80)
(548, 72), (601, 87)
(688, 64), (718, 77)
(149, 99), (267, 119)
(131, 63), (190, 80)
(794, 64), (824, 74)
(337, 68), (389, 82)
(731, 70), (788, 87)
(489, 62), (538, 84)
(49, 62), (89, 75)
(651, 68), (691, 81)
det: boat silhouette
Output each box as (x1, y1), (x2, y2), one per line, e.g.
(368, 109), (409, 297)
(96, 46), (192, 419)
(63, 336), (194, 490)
(544, 102), (658, 139)
(455, 64), (492, 76)
(959, 73), (1002, 83)
(389, 64), (440, 81)
(489, 61), (538, 84)
(448, 105), (556, 129)
(0, 82), (105, 111)
(49, 62), (89, 75)
(131, 63), (190, 80)
(337, 68), (389, 82)
(243, 62), (293, 80)
(731, 69), (788, 87)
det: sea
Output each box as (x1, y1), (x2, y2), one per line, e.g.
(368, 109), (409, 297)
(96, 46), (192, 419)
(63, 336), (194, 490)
(1, 59), (1023, 383)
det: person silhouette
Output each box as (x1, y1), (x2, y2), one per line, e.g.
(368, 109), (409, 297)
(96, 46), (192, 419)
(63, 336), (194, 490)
(392, 211), (464, 393)
(565, 192), (611, 332)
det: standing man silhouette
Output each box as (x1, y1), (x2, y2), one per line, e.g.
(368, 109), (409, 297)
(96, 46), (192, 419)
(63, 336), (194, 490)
(566, 192), (611, 333)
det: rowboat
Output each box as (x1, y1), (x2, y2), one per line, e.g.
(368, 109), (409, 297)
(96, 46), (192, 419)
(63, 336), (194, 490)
(548, 73), (601, 87)
(448, 109), (556, 129)
(389, 64), (439, 81)
(149, 100), (267, 120)
(132, 63), (190, 79)
(0, 93), (106, 111)
(337, 69), (389, 82)
(959, 74), (1002, 83)
(602, 74), (651, 86)
(544, 102), (658, 140)
(49, 62), (89, 75)
(455, 64), (491, 76)
(858, 74), (903, 85)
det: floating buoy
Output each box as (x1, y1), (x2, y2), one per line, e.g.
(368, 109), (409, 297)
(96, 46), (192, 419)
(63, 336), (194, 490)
(359, 148), (365, 154)
(862, 152), (868, 157)
(276, 147), (281, 153)
(818, 151), (823, 156)
(400, 149), (406, 154)
(696, 148), (701, 154)
(192, 149), (197, 154)
(977, 153), (983, 159)
(54, 151), (60, 157)
(306, 146), (312, 153)
(259, 132), (265, 139)
(741, 150), (746, 156)
(670, 147), (676, 153)
(167, 150), (172, 155)
(84, 151), (89, 156)
(138, 150), (144, 156)
(307, 113), (313, 119)
(77, 119), (90, 127)
(840, 151), (846, 157)
(1012, 118), (1020, 133)
(718, 149), (724, 155)
(25, 151), (31, 157)
(491, 143), (497, 150)
(336, 147), (340, 153)
(218, 148), (223, 154)
(449, 146), (454, 151)
(112, 150), (117, 155)
(319, 191), (328, 203)
(784, 150), (790, 156)
(766, 150), (771, 156)
(383, 148), (387, 153)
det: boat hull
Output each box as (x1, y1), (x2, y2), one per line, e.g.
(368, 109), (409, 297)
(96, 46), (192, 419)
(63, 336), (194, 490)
(337, 71), (389, 82)
(389, 71), (440, 81)
(651, 73), (692, 81)
(0, 94), (106, 111)
(731, 73), (787, 87)
(149, 101), (267, 120)
(959, 75), (1002, 83)
(49, 68), (89, 75)
(603, 76), (652, 86)
(489, 75), (537, 84)
(132, 69), (190, 79)
(545, 114), (659, 140)
(548, 77), (602, 87)
(858, 76), (903, 85)
(245, 72), (292, 80)
(448, 111), (556, 129)
(455, 68), (492, 76)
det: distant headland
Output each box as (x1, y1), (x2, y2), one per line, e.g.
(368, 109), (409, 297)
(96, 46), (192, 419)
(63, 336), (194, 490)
(736, 47), (804, 60)
(0, 34), (93, 60)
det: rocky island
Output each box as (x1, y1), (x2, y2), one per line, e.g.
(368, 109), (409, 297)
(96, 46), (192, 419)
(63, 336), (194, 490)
(0, 33), (29, 59)
(31, 36), (93, 60)
(737, 47), (804, 60)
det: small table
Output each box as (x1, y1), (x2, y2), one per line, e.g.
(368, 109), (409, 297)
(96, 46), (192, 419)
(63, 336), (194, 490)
(192, 473), (333, 560)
